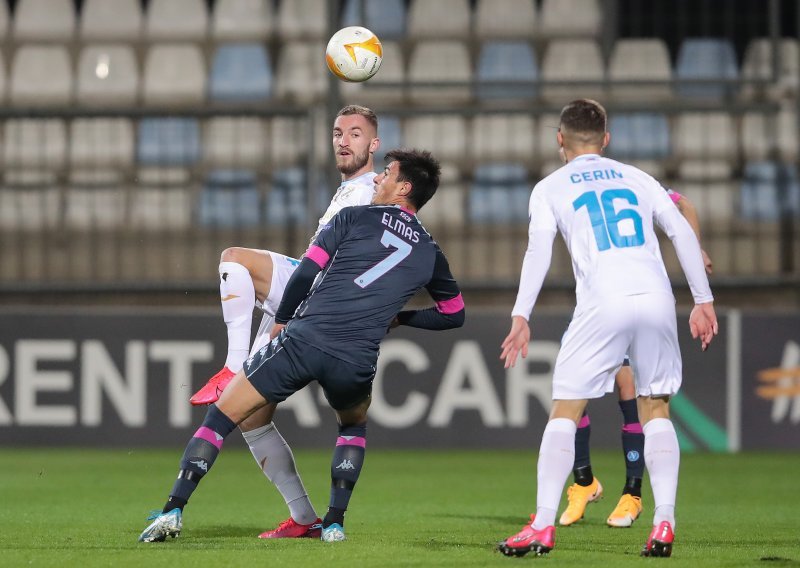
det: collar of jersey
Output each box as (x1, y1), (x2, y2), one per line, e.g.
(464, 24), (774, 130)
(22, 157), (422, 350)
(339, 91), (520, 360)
(340, 171), (377, 188)
(570, 154), (602, 164)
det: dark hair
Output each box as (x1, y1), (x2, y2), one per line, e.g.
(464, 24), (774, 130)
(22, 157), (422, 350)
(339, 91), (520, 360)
(559, 99), (607, 146)
(385, 148), (441, 210)
(336, 104), (378, 132)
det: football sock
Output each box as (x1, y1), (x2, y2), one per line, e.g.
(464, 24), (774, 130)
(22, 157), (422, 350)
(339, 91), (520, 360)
(573, 413), (592, 485)
(643, 418), (679, 529)
(241, 422), (318, 525)
(533, 418), (577, 530)
(163, 404), (236, 512)
(619, 398), (645, 495)
(219, 261), (255, 371)
(324, 423), (367, 528)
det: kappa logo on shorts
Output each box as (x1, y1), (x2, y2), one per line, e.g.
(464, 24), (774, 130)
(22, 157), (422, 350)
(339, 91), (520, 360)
(335, 459), (355, 471)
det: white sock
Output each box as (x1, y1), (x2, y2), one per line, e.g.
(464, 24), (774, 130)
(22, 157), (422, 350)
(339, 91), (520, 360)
(533, 417), (577, 530)
(248, 312), (276, 358)
(219, 261), (255, 371)
(643, 418), (680, 529)
(241, 422), (318, 525)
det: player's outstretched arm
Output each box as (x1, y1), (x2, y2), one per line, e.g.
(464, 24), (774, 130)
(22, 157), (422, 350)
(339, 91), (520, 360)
(689, 302), (718, 352)
(675, 193), (713, 274)
(500, 315), (531, 369)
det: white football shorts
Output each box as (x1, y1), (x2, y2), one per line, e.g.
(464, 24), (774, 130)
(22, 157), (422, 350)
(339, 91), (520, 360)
(552, 291), (682, 400)
(261, 250), (302, 315)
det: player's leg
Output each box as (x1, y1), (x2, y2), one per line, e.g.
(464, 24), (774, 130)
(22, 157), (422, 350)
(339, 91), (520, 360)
(559, 409), (603, 526)
(139, 370), (273, 542)
(239, 407), (321, 539)
(499, 399), (586, 557)
(629, 293), (681, 557)
(607, 362), (645, 527)
(190, 247), (273, 405)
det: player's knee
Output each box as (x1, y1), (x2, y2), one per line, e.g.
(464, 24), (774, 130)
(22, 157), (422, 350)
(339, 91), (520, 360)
(220, 246), (245, 264)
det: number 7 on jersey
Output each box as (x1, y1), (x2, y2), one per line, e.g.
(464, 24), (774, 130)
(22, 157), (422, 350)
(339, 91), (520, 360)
(354, 230), (412, 288)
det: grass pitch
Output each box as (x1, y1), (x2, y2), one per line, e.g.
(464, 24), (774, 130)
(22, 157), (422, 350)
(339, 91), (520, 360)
(1, 448), (797, 567)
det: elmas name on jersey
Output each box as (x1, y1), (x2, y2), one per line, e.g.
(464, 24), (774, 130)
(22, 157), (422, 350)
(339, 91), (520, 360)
(381, 211), (420, 243)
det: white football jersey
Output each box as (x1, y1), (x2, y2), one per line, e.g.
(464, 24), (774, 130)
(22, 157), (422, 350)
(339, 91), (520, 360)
(513, 154), (712, 317)
(310, 171), (376, 244)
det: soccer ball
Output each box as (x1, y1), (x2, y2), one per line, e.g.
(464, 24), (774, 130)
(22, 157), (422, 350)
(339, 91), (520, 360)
(325, 26), (382, 82)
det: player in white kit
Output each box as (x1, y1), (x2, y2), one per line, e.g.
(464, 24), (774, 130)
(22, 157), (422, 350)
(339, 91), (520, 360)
(497, 99), (718, 558)
(189, 105), (381, 539)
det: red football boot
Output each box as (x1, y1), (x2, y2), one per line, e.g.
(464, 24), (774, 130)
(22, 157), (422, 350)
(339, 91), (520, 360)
(497, 515), (555, 557)
(641, 520), (675, 557)
(189, 367), (235, 406)
(258, 517), (323, 539)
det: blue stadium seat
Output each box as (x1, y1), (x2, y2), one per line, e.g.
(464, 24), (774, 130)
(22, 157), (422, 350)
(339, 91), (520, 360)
(739, 162), (800, 221)
(137, 118), (201, 166)
(476, 41), (538, 100)
(469, 163), (530, 223)
(198, 169), (261, 227)
(675, 38), (738, 99)
(266, 167), (309, 226)
(608, 113), (670, 160)
(209, 43), (272, 102)
(341, 0), (406, 39)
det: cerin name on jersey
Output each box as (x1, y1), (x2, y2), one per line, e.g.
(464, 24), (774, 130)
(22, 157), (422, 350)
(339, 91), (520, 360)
(382, 212), (420, 243)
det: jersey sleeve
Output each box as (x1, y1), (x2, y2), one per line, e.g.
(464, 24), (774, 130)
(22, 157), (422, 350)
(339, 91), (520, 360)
(306, 206), (362, 268)
(511, 188), (558, 319)
(396, 245), (465, 330)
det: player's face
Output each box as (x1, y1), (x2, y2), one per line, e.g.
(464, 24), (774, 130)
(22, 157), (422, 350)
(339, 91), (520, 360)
(332, 114), (377, 178)
(372, 161), (407, 205)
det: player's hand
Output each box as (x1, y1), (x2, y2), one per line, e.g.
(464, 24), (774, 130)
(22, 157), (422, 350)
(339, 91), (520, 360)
(269, 323), (286, 340)
(500, 316), (531, 369)
(689, 302), (718, 352)
(701, 249), (713, 274)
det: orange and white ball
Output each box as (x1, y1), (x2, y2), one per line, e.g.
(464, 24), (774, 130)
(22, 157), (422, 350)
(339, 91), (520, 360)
(325, 26), (382, 82)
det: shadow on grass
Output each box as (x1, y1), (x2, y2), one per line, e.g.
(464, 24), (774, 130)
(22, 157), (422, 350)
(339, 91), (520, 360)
(190, 525), (267, 539)
(412, 537), (500, 552)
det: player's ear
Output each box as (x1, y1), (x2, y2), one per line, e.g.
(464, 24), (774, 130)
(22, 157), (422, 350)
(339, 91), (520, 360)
(602, 131), (610, 151)
(369, 137), (380, 154)
(556, 130), (564, 148)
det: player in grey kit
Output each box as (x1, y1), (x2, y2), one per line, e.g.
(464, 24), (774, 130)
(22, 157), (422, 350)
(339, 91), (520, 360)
(139, 149), (465, 544)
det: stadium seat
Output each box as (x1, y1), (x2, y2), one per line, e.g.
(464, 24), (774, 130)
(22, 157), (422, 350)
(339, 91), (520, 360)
(739, 162), (800, 221)
(212, 0), (271, 41)
(13, 0), (75, 41)
(469, 163), (531, 223)
(204, 117), (268, 169)
(143, 44), (206, 107)
(137, 118), (201, 166)
(474, 0), (537, 39)
(10, 45), (72, 107)
(209, 43), (272, 102)
(373, 115), (402, 166)
(608, 113), (670, 161)
(608, 39), (672, 102)
(146, 0), (208, 41)
(76, 44), (139, 107)
(266, 167), (309, 226)
(740, 38), (800, 101)
(408, 41), (471, 105)
(539, 0), (601, 38)
(740, 106), (798, 163)
(470, 113), (536, 165)
(65, 186), (127, 230)
(476, 41), (538, 100)
(3, 119), (67, 185)
(540, 39), (604, 103)
(675, 38), (738, 100)
(679, 181), (736, 227)
(275, 41), (327, 104)
(404, 115), (468, 166)
(276, 0), (328, 39)
(340, 0), (406, 40)
(0, 186), (60, 230)
(340, 40), (405, 105)
(80, 0), (143, 41)
(129, 186), (193, 229)
(673, 112), (737, 165)
(407, 0), (470, 38)
(198, 170), (262, 227)
(69, 118), (135, 184)
(536, 113), (561, 163)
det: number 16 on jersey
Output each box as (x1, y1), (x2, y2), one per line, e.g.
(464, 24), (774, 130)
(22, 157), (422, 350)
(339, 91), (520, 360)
(573, 188), (644, 251)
